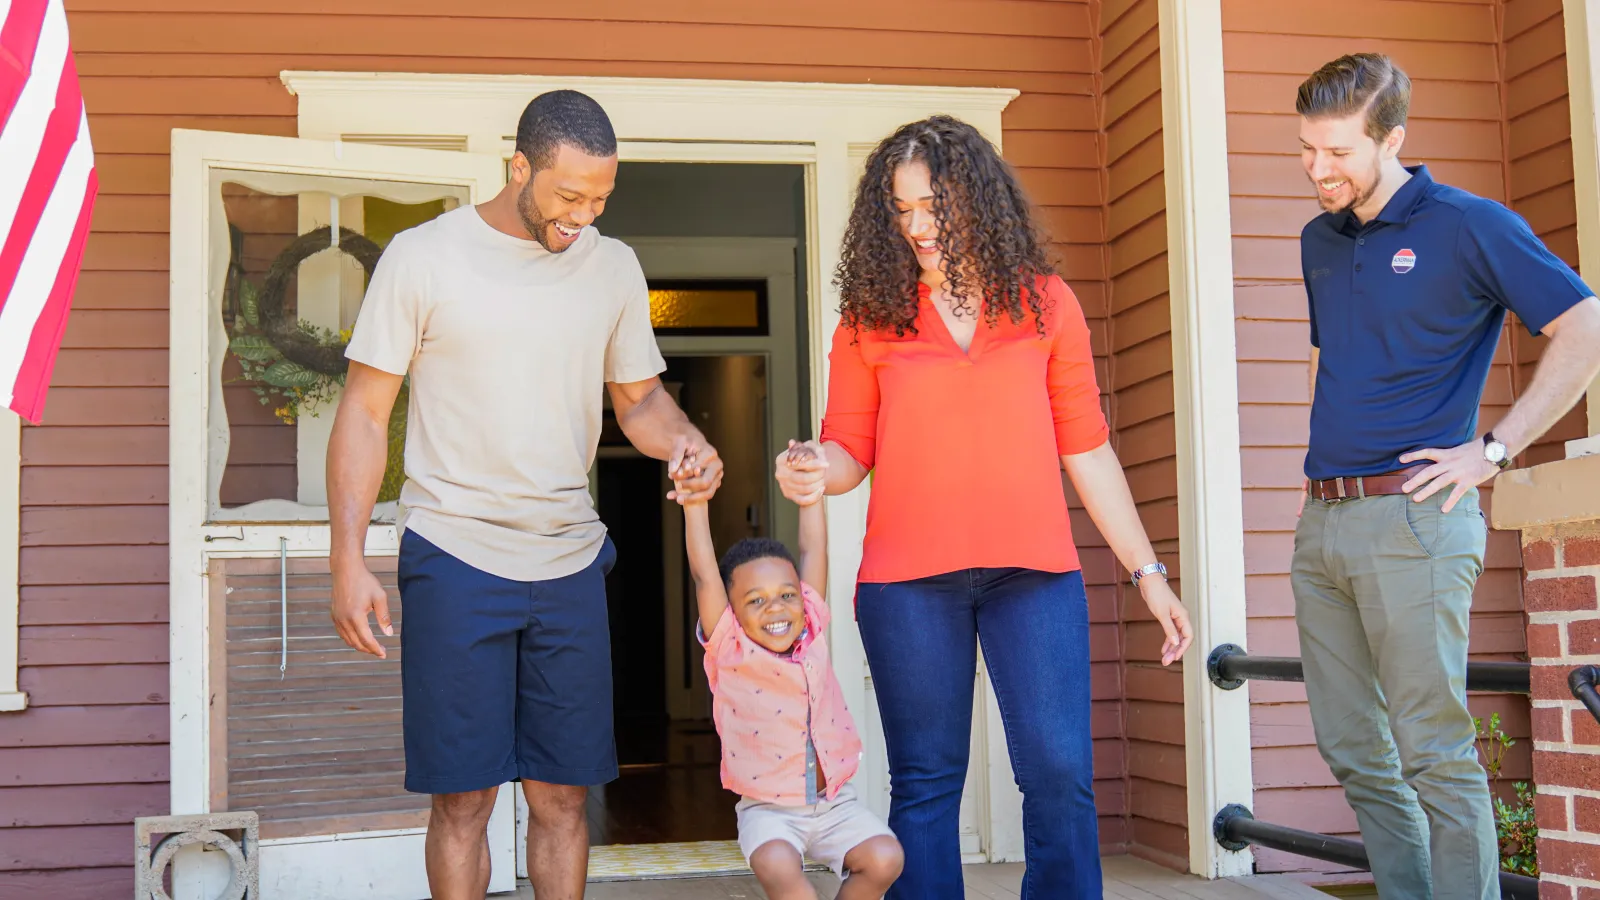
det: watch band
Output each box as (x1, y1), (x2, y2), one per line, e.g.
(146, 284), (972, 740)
(1131, 562), (1167, 586)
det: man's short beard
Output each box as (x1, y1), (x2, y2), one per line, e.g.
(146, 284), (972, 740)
(1322, 157), (1383, 214)
(517, 183), (560, 252)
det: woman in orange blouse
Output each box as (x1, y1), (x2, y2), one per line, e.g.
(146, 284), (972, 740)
(776, 116), (1193, 899)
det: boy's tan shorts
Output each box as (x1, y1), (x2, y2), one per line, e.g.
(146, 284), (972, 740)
(736, 781), (895, 878)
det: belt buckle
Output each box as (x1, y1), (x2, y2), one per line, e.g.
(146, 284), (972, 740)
(1322, 477), (1354, 504)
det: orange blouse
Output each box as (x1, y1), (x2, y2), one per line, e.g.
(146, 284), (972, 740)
(819, 274), (1108, 584)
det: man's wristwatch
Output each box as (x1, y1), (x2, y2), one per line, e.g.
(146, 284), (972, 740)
(1131, 562), (1167, 587)
(1483, 432), (1511, 470)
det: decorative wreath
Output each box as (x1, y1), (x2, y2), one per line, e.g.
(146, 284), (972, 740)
(224, 224), (408, 502)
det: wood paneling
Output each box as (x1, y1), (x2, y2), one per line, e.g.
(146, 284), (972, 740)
(1094, 0), (1183, 868)
(3, 0), (1118, 883)
(1224, 0), (1546, 876)
(217, 557), (426, 839)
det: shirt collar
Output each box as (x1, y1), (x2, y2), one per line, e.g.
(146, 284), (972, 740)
(1374, 164), (1433, 225)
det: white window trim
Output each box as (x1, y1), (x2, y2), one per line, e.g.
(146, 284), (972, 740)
(1562, 0), (1600, 446)
(1158, 0), (1256, 877)
(0, 413), (22, 712)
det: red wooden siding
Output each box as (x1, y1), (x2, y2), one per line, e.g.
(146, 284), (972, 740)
(1093, 0), (1186, 869)
(0, 1), (1121, 890)
(1223, 0), (1537, 877)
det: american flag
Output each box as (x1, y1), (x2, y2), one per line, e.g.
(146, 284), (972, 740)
(0, 0), (97, 424)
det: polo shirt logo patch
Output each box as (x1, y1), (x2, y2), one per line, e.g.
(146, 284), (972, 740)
(1391, 249), (1417, 273)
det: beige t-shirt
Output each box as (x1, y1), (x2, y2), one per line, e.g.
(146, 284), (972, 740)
(345, 205), (665, 581)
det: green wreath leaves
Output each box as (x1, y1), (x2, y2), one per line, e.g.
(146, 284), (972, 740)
(225, 225), (384, 424)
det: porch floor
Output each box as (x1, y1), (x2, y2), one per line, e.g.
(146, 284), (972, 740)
(525, 855), (1336, 899)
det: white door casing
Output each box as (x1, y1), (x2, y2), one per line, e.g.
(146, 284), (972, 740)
(170, 61), (1268, 880)
(167, 128), (512, 899)
(281, 71), (1027, 861)
(1157, 0), (1256, 877)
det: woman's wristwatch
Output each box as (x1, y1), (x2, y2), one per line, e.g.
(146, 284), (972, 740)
(1131, 562), (1167, 587)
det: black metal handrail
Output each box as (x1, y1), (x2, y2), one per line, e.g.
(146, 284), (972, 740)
(1207, 644), (1531, 694)
(1206, 647), (1595, 894)
(1214, 805), (1539, 900)
(1573, 665), (1600, 724)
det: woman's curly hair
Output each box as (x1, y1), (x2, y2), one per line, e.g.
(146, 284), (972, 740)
(834, 115), (1055, 336)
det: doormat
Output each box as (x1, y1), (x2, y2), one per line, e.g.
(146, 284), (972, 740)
(586, 840), (828, 882)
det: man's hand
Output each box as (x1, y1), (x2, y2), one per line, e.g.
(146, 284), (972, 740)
(1400, 439), (1501, 512)
(1298, 478), (1308, 517)
(331, 560), (393, 659)
(776, 439), (827, 506)
(1139, 576), (1193, 666)
(666, 435), (723, 505)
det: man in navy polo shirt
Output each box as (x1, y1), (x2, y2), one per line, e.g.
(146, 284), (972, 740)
(1293, 54), (1600, 899)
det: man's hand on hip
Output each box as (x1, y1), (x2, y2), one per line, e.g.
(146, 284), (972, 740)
(331, 560), (393, 659)
(1399, 440), (1500, 512)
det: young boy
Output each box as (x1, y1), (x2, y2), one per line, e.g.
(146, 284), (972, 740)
(672, 441), (903, 900)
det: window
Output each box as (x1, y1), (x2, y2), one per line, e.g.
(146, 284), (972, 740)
(206, 171), (470, 523)
(648, 279), (769, 335)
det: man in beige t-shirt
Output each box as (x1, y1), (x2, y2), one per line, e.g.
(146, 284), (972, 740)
(327, 90), (723, 900)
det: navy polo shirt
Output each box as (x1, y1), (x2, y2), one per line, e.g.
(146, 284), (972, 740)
(1301, 165), (1591, 480)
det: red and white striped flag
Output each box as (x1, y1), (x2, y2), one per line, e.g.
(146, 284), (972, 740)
(0, 0), (97, 424)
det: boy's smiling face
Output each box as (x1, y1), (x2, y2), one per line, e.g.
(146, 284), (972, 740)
(727, 557), (807, 654)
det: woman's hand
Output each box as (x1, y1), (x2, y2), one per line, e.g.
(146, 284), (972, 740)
(776, 439), (828, 506)
(1139, 576), (1193, 666)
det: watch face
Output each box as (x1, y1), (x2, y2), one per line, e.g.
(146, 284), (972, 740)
(1485, 442), (1507, 463)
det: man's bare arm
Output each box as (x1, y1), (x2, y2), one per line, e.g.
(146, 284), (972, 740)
(326, 362), (404, 657)
(1488, 297), (1600, 456)
(608, 377), (724, 504)
(1401, 297), (1600, 510)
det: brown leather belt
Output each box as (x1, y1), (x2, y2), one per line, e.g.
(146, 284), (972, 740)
(1308, 465), (1428, 502)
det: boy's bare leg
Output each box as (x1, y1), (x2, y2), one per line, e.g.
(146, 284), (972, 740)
(426, 788), (497, 900)
(750, 840), (820, 900)
(524, 780), (590, 900)
(835, 836), (904, 900)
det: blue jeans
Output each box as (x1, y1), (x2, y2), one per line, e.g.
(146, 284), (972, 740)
(857, 568), (1100, 899)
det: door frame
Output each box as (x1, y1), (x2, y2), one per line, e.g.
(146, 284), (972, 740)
(165, 129), (514, 898)
(280, 70), (1032, 861)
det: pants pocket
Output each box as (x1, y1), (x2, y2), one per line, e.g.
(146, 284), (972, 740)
(1396, 496), (1434, 557)
(1395, 491), (1485, 566)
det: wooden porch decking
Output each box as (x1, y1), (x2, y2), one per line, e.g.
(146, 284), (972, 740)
(529, 856), (1339, 899)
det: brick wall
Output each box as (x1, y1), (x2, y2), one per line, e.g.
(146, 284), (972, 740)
(1519, 520), (1600, 898)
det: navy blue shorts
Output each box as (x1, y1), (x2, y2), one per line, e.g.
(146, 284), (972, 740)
(398, 530), (619, 794)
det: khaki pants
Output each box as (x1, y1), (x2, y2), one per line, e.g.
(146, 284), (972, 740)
(1291, 487), (1497, 900)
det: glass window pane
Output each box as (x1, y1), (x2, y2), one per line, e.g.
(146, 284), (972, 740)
(210, 172), (468, 522)
(647, 279), (768, 335)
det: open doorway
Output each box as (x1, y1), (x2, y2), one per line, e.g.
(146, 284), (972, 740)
(582, 162), (810, 856)
(591, 354), (769, 845)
